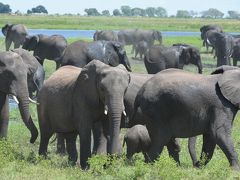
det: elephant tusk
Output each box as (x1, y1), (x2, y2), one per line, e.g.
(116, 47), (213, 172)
(104, 109), (108, 115)
(28, 97), (40, 105)
(12, 95), (19, 104)
(123, 110), (127, 116)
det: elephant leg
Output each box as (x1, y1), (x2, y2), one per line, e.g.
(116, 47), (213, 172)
(5, 39), (12, 51)
(214, 125), (239, 170)
(233, 59), (238, 66)
(131, 45), (135, 54)
(56, 133), (66, 154)
(188, 136), (198, 166)
(92, 121), (107, 154)
(39, 121), (54, 156)
(135, 49), (139, 59)
(166, 138), (181, 165)
(65, 132), (78, 165)
(80, 125), (92, 169)
(56, 61), (61, 70)
(0, 93), (9, 138)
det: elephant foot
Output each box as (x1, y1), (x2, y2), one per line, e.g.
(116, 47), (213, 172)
(232, 164), (240, 171)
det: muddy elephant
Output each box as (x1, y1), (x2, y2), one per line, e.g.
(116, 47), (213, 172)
(37, 60), (130, 169)
(2, 24), (28, 51)
(22, 34), (67, 69)
(133, 66), (240, 170)
(123, 125), (151, 160)
(0, 51), (38, 142)
(11, 48), (45, 98)
(93, 30), (118, 41)
(144, 44), (202, 74)
(60, 40), (131, 71)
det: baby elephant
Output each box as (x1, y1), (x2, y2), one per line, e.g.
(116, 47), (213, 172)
(135, 40), (148, 60)
(123, 125), (151, 159)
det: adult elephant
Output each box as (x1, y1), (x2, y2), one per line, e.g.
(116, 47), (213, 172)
(200, 24), (223, 50)
(22, 34), (67, 69)
(37, 60), (131, 169)
(0, 51), (38, 142)
(144, 44), (202, 74)
(2, 24), (28, 51)
(133, 67), (240, 170)
(93, 30), (118, 41)
(117, 29), (137, 53)
(213, 32), (234, 67)
(60, 40), (131, 71)
(11, 48), (45, 98)
(135, 29), (162, 47)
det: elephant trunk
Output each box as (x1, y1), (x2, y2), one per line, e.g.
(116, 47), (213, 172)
(121, 53), (132, 72)
(197, 58), (203, 74)
(17, 90), (38, 143)
(108, 96), (124, 154)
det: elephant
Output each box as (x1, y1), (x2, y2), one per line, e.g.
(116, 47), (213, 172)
(232, 37), (240, 66)
(2, 24), (28, 51)
(212, 32), (234, 67)
(0, 51), (38, 142)
(117, 29), (138, 53)
(93, 30), (118, 41)
(200, 24), (223, 50)
(11, 48), (45, 98)
(144, 44), (202, 74)
(134, 40), (148, 60)
(134, 29), (162, 47)
(133, 66), (240, 170)
(60, 40), (131, 71)
(37, 60), (131, 169)
(22, 34), (67, 69)
(123, 124), (151, 160)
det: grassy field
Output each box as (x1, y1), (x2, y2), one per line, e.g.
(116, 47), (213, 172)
(0, 22), (240, 179)
(0, 14), (240, 32)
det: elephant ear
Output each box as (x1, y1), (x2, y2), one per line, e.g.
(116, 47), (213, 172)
(211, 65), (239, 74)
(26, 35), (39, 50)
(218, 69), (240, 108)
(2, 24), (10, 36)
(180, 48), (191, 64)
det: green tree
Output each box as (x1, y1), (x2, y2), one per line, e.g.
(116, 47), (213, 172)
(113, 9), (121, 16)
(228, 10), (240, 19)
(131, 8), (146, 17)
(84, 8), (100, 16)
(0, 2), (11, 13)
(145, 7), (155, 17)
(121, 5), (132, 16)
(31, 5), (48, 14)
(155, 7), (168, 17)
(102, 10), (110, 16)
(201, 8), (224, 18)
(176, 10), (191, 18)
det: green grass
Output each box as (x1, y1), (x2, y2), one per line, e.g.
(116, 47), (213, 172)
(0, 14), (240, 32)
(1, 32), (240, 179)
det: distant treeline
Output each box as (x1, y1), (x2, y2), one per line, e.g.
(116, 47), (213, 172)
(0, 2), (239, 19)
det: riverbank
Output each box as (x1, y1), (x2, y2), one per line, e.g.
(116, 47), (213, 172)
(0, 14), (239, 32)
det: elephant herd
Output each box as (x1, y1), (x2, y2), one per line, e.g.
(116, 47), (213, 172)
(1, 23), (240, 171)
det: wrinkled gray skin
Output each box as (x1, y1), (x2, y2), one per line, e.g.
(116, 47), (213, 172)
(61, 40), (131, 71)
(200, 24), (223, 52)
(2, 24), (28, 51)
(232, 37), (240, 66)
(144, 44), (202, 74)
(133, 66), (240, 170)
(22, 34), (67, 69)
(123, 125), (151, 159)
(0, 51), (38, 142)
(134, 40), (148, 60)
(37, 61), (130, 169)
(11, 48), (45, 98)
(93, 30), (118, 41)
(212, 32), (234, 67)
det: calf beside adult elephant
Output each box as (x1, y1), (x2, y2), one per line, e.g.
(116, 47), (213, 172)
(144, 44), (202, 74)
(133, 66), (240, 170)
(60, 40), (131, 71)
(37, 60), (130, 169)
(0, 51), (38, 142)
(93, 30), (118, 41)
(2, 24), (28, 51)
(22, 34), (67, 69)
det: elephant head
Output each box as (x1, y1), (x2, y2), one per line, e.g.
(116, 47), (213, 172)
(73, 60), (130, 168)
(22, 35), (39, 51)
(1, 24), (12, 37)
(93, 30), (101, 41)
(0, 51), (38, 143)
(200, 25), (223, 40)
(152, 30), (162, 44)
(179, 47), (203, 74)
(110, 41), (132, 72)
